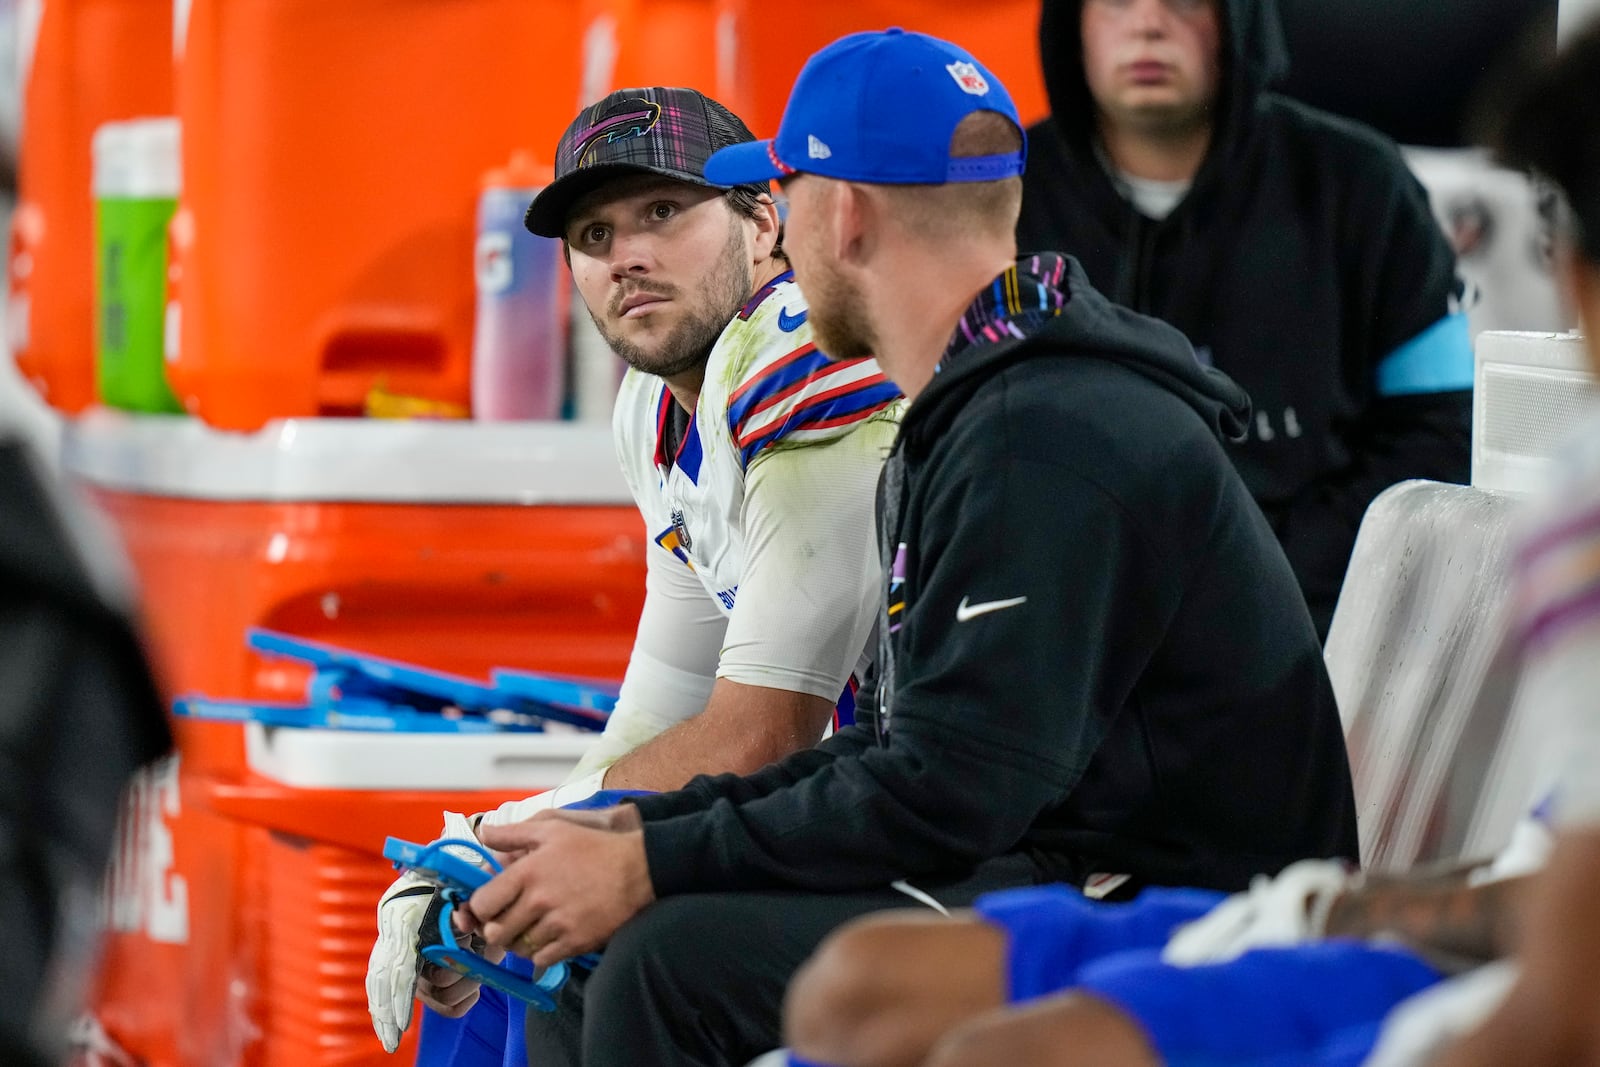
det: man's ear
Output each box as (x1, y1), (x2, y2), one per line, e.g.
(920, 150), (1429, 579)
(749, 191), (782, 262)
(833, 182), (875, 267)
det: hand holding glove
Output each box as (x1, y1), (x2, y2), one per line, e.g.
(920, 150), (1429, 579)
(364, 770), (611, 1051)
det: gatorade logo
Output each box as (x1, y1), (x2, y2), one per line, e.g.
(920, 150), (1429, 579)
(105, 755), (189, 944)
(476, 232), (513, 293)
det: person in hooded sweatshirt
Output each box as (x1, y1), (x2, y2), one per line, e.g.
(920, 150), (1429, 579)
(443, 31), (1355, 1067)
(1, 435), (172, 1067)
(1020, 0), (1473, 638)
(783, 24), (1600, 1067)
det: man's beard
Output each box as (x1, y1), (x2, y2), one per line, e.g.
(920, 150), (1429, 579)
(803, 258), (876, 362)
(591, 218), (754, 379)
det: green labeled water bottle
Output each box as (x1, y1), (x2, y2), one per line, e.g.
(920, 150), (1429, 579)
(93, 117), (182, 413)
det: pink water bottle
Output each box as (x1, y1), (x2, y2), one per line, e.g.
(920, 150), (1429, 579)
(471, 154), (568, 420)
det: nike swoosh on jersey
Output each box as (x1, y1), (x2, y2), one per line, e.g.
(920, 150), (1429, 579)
(955, 595), (1028, 622)
(777, 306), (808, 333)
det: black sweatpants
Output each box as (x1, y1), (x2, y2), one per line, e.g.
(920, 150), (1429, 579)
(524, 856), (1040, 1066)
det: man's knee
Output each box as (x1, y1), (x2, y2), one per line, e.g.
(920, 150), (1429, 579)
(591, 895), (730, 996)
(926, 1004), (1062, 1067)
(786, 918), (904, 1054)
(787, 913), (983, 1066)
(925, 994), (1158, 1067)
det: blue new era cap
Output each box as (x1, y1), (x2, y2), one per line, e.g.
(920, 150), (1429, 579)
(704, 28), (1025, 187)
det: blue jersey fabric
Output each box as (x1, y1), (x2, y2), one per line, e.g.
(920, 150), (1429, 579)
(978, 884), (1444, 1065)
(1077, 941), (1442, 1067)
(416, 955), (531, 1067)
(976, 884), (1225, 1002)
(558, 788), (653, 811)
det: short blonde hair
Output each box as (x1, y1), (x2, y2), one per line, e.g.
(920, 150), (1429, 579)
(881, 111), (1024, 241)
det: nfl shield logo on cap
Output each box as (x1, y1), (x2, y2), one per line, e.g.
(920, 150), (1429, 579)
(702, 28), (1025, 188)
(946, 61), (990, 96)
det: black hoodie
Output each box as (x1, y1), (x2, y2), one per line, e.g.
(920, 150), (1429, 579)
(1, 438), (171, 1066)
(1020, 0), (1473, 637)
(634, 261), (1357, 897)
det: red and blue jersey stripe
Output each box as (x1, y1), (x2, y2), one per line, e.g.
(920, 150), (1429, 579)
(652, 386), (704, 484)
(726, 345), (900, 468)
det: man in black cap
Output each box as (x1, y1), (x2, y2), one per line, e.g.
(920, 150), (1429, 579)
(365, 87), (901, 1057)
(455, 28), (1355, 1067)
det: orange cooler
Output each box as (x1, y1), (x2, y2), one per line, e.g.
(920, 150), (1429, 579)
(166, 0), (585, 429)
(10, 0), (174, 412)
(577, 0), (734, 107)
(725, 0), (1049, 137)
(65, 415), (646, 1066)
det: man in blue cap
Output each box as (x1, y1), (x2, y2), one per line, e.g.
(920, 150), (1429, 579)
(456, 29), (1355, 1067)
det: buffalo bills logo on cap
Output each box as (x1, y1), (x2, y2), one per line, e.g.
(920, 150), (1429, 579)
(573, 98), (663, 166)
(945, 61), (989, 96)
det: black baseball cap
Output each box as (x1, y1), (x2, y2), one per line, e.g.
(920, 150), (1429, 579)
(524, 86), (767, 238)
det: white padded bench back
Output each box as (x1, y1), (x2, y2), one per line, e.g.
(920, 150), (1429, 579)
(1325, 480), (1540, 873)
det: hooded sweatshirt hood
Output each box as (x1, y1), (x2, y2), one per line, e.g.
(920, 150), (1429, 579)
(1038, 0), (1290, 164)
(904, 256), (1250, 457)
(1019, 0), (1470, 644)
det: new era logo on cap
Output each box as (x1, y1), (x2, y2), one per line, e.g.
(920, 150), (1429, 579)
(703, 28), (1025, 188)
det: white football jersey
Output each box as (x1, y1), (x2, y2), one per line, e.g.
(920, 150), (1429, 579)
(1509, 412), (1600, 830)
(564, 271), (900, 777)
(613, 271), (901, 619)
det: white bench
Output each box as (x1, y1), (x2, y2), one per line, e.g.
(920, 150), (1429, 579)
(1325, 479), (1540, 873)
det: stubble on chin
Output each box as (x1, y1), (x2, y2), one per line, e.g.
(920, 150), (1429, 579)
(593, 307), (723, 379)
(806, 272), (876, 362)
(594, 218), (754, 379)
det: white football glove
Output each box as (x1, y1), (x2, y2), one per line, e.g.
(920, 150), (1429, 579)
(364, 770), (608, 1052)
(366, 810), (482, 1052)
(1161, 858), (1356, 966)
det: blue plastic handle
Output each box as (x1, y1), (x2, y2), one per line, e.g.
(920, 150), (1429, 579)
(248, 627), (611, 732)
(383, 837), (499, 892)
(425, 900), (569, 1011)
(489, 667), (620, 714)
(175, 698), (543, 734)
(385, 836), (579, 1009)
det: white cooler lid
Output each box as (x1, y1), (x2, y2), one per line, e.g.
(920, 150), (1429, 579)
(62, 410), (630, 504)
(245, 723), (598, 791)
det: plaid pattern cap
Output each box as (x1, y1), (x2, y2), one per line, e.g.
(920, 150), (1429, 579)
(524, 86), (766, 237)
